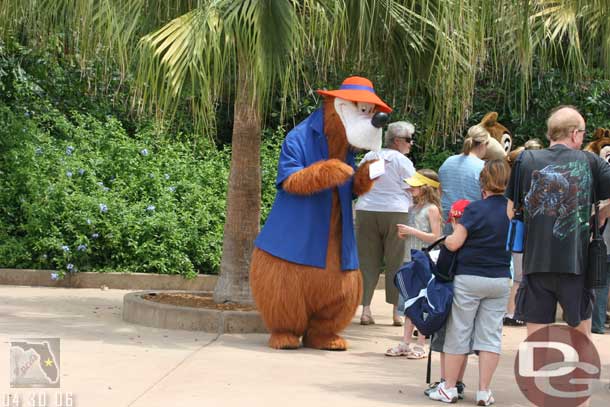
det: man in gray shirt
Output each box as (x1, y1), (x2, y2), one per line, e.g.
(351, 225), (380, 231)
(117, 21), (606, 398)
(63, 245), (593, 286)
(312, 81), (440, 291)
(506, 105), (610, 338)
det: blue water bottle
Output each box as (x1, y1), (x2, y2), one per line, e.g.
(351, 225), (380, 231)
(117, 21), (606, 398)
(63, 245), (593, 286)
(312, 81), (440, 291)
(506, 214), (525, 253)
(511, 219), (524, 252)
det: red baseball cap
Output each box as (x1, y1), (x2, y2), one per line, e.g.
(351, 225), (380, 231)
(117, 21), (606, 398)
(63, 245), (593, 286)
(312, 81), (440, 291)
(316, 76), (392, 113)
(447, 199), (471, 223)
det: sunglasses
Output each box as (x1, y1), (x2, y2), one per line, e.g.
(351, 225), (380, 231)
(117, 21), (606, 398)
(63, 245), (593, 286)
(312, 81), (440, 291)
(400, 137), (414, 143)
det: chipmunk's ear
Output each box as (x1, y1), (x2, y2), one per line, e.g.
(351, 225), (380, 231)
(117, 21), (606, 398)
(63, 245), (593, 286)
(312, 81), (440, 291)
(481, 112), (498, 127)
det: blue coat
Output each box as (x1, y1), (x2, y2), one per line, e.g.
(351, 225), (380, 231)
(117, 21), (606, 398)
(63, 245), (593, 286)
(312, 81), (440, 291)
(254, 108), (359, 271)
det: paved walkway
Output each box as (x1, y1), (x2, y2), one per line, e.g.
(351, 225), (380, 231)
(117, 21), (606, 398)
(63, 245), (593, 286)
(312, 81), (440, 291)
(0, 286), (608, 406)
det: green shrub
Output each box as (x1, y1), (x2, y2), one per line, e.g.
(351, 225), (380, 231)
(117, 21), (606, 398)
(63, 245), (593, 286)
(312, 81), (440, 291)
(0, 107), (231, 277)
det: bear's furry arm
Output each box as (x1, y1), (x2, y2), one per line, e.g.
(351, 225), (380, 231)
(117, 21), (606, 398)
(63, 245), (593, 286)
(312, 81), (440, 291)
(282, 159), (354, 195)
(352, 160), (377, 196)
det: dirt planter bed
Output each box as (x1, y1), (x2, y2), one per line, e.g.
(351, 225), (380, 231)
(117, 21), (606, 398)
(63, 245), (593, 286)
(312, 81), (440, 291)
(122, 290), (268, 334)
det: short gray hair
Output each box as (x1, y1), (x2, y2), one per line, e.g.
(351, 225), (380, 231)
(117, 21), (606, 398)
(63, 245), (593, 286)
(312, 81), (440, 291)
(384, 121), (415, 147)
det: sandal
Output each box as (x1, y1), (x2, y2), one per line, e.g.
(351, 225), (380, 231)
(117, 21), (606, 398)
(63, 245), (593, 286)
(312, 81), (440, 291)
(360, 313), (375, 325)
(385, 341), (412, 356)
(407, 344), (427, 359)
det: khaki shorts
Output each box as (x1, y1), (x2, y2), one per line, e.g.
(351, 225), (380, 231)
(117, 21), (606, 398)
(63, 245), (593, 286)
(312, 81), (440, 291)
(443, 275), (511, 355)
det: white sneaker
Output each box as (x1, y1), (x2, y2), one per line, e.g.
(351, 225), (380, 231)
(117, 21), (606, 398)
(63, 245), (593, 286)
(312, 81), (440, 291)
(476, 390), (495, 406)
(428, 381), (458, 403)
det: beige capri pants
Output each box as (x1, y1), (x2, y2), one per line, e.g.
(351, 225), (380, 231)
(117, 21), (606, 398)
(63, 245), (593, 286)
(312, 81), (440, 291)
(355, 210), (408, 306)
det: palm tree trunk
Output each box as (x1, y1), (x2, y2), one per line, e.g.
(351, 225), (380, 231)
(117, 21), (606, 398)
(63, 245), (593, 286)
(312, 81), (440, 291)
(213, 64), (261, 304)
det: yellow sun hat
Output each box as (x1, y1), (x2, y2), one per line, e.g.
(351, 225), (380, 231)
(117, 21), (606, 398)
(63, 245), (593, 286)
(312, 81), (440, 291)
(404, 172), (440, 188)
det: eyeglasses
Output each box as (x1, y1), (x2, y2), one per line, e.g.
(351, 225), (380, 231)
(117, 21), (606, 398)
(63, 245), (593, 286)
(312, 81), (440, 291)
(574, 128), (586, 135)
(401, 137), (414, 143)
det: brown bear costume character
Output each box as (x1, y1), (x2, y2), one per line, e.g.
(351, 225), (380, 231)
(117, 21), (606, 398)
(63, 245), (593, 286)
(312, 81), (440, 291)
(480, 112), (513, 160)
(250, 77), (391, 350)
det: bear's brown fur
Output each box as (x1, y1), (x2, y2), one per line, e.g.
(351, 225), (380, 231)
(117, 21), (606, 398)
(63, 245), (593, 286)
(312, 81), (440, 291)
(250, 97), (375, 350)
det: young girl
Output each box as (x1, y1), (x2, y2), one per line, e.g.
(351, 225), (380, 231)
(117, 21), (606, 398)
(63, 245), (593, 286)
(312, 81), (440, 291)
(385, 169), (442, 359)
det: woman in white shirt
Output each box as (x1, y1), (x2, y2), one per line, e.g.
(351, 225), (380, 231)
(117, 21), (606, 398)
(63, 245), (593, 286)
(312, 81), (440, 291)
(355, 121), (416, 325)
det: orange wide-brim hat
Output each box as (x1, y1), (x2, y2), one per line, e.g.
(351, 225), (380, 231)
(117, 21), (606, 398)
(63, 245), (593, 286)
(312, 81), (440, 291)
(316, 76), (392, 113)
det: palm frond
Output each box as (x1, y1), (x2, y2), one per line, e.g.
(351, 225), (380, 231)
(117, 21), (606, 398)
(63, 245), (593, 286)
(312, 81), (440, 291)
(134, 0), (302, 134)
(3, 0), (609, 142)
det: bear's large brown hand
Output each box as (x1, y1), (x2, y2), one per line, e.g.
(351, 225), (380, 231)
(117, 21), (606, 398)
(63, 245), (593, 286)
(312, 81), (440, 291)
(352, 159), (378, 196)
(282, 159), (354, 195)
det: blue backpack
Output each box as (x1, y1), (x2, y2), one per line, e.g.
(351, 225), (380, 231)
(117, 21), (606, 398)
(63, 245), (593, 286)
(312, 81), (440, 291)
(394, 239), (454, 337)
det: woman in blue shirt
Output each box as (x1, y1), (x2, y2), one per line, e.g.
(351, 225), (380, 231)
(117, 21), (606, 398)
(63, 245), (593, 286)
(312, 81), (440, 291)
(438, 125), (490, 235)
(429, 160), (511, 406)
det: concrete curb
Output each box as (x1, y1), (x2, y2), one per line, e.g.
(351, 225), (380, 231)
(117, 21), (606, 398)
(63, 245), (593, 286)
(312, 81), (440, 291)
(0, 268), (217, 291)
(122, 291), (268, 334)
(0, 268), (385, 290)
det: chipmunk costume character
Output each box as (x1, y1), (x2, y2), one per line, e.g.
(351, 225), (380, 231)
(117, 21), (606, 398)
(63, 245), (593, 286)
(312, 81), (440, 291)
(584, 127), (610, 161)
(480, 112), (513, 160)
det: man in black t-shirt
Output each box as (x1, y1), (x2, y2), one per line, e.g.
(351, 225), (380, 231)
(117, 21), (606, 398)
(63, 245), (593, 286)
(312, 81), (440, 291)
(505, 105), (610, 339)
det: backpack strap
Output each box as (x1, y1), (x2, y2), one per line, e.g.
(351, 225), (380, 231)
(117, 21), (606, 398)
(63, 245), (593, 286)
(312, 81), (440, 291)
(512, 151), (525, 215)
(426, 335), (433, 384)
(423, 236), (447, 252)
(583, 151), (598, 203)
(583, 151), (600, 237)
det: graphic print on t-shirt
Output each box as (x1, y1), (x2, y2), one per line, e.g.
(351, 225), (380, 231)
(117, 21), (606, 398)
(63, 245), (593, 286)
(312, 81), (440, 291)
(524, 161), (591, 240)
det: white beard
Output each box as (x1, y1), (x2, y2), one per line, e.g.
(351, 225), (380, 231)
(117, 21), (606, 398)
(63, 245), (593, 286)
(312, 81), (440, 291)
(334, 97), (382, 152)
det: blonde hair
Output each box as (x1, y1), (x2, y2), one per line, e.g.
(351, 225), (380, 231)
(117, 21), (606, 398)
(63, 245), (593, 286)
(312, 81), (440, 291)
(462, 124), (490, 155)
(524, 138), (543, 150)
(413, 169), (442, 216)
(480, 159), (510, 194)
